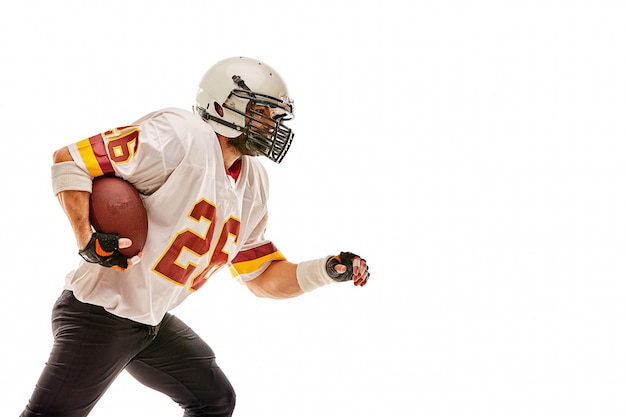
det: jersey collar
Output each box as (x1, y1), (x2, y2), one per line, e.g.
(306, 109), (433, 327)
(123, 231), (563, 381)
(226, 158), (242, 181)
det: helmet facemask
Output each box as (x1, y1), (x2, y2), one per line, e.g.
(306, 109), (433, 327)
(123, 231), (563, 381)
(196, 74), (295, 163)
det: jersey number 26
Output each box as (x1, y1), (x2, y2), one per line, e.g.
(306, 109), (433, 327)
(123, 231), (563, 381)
(152, 199), (240, 291)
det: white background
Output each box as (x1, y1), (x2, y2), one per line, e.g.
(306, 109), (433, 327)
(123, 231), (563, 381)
(2, 1), (625, 416)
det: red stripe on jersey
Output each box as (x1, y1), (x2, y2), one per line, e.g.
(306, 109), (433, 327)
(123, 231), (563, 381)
(232, 242), (280, 263)
(89, 133), (115, 175)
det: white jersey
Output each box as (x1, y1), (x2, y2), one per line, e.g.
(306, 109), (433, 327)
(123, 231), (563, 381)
(65, 108), (285, 325)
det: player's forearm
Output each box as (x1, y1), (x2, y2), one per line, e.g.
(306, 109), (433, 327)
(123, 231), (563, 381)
(52, 146), (93, 248)
(57, 190), (93, 249)
(245, 261), (304, 299)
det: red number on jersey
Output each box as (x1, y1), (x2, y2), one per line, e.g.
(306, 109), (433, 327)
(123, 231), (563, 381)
(153, 199), (240, 289)
(190, 216), (240, 291)
(103, 127), (139, 163)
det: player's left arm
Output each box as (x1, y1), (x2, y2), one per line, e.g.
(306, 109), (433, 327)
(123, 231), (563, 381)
(245, 253), (370, 299)
(245, 261), (301, 299)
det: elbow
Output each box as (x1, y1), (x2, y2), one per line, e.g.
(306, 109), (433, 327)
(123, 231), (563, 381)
(53, 147), (73, 163)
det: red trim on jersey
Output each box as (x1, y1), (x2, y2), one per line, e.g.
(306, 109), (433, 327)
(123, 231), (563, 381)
(226, 158), (242, 181)
(232, 241), (280, 263)
(89, 133), (115, 175)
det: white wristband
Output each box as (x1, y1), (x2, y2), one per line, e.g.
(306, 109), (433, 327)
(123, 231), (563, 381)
(51, 162), (93, 195)
(296, 256), (335, 292)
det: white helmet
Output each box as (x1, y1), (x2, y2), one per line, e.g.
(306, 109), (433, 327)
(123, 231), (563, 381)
(195, 56), (295, 163)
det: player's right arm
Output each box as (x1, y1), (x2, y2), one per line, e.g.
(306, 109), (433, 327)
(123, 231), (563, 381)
(52, 146), (133, 268)
(53, 147), (93, 249)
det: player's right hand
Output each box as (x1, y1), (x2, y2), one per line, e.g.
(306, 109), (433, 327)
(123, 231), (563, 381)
(78, 232), (140, 271)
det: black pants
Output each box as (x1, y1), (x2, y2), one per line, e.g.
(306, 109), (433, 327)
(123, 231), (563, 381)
(20, 291), (235, 417)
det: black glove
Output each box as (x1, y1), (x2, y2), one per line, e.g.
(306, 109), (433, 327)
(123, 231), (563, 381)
(325, 251), (359, 282)
(79, 232), (130, 270)
(325, 252), (370, 286)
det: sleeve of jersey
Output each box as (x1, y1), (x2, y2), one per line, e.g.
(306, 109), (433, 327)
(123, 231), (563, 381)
(229, 241), (286, 283)
(66, 110), (185, 192)
(68, 125), (141, 178)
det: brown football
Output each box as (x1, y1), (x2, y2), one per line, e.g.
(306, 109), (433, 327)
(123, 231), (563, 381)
(89, 176), (148, 257)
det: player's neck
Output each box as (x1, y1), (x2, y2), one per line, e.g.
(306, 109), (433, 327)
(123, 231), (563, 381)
(217, 134), (242, 170)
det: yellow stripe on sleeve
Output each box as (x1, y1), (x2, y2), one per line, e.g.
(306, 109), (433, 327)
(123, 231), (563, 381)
(76, 138), (105, 177)
(229, 251), (286, 278)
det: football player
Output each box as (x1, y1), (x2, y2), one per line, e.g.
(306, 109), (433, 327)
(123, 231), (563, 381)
(20, 56), (369, 417)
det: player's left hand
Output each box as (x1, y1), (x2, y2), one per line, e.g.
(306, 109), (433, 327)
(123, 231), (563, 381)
(325, 252), (370, 286)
